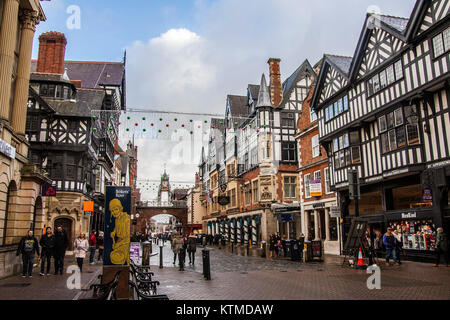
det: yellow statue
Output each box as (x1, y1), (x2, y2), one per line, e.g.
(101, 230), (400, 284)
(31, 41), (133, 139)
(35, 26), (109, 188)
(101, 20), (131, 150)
(109, 198), (130, 265)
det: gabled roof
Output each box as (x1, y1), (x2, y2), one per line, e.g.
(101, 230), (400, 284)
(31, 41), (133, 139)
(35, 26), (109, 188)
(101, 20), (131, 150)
(227, 95), (248, 127)
(380, 14), (409, 33)
(31, 60), (125, 90)
(28, 86), (56, 114)
(248, 84), (260, 102)
(281, 59), (316, 105)
(310, 54), (352, 111)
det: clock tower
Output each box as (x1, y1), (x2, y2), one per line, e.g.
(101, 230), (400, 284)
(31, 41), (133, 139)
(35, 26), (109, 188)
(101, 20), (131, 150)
(157, 168), (171, 205)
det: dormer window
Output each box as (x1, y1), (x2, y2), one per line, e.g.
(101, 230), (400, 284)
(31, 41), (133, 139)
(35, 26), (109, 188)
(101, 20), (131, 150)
(40, 83), (73, 99)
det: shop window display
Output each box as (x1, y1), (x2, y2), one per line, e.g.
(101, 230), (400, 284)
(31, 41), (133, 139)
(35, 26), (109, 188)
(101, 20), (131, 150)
(389, 220), (436, 251)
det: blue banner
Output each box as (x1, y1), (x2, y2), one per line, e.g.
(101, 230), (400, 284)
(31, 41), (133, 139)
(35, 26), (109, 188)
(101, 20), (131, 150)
(104, 186), (131, 266)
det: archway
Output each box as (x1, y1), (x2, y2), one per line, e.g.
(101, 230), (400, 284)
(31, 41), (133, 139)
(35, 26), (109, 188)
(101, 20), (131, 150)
(31, 196), (43, 236)
(1, 181), (18, 246)
(54, 217), (73, 251)
(135, 205), (188, 235)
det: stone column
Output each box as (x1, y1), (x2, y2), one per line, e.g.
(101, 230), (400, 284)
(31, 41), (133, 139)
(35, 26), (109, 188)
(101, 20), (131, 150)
(304, 210), (311, 239)
(325, 208), (331, 241)
(0, 0), (20, 121)
(11, 9), (39, 136)
(314, 209), (320, 240)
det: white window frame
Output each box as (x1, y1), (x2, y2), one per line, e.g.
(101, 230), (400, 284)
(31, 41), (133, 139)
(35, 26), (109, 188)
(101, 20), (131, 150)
(304, 173), (311, 199)
(312, 135), (320, 158)
(324, 167), (332, 194)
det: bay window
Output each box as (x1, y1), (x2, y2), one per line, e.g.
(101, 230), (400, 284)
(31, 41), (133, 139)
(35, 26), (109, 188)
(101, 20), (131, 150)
(333, 131), (361, 169)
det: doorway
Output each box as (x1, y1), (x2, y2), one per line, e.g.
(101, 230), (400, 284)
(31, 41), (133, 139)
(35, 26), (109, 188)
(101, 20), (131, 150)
(54, 218), (73, 251)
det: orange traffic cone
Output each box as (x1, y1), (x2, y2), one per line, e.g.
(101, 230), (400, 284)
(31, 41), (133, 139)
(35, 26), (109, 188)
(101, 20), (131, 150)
(356, 247), (367, 269)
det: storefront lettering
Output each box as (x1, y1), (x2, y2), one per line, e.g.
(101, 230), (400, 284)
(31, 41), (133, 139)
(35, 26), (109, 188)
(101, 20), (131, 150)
(427, 159), (450, 169)
(401, 212), (417, 219)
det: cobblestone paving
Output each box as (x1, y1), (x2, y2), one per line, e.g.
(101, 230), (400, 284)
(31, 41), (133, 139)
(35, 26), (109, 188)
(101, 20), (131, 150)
(0, 255), (102, 300)
(149, 242), (450, 300)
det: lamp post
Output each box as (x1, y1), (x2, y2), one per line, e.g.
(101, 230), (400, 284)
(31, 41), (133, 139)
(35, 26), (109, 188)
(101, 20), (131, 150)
(159, 242), (164, 269)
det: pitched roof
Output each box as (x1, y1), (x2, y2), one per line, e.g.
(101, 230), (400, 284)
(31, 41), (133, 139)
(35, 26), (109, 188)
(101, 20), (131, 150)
(248, 84), (260, 101)
(172, 189), (189, 200)
(325, 54), (353, 77)
(43, 89), (105, 117)
(227, 95), (248, 127)
(31, 60), (125, 89)
(281, 59), (316, 105)
(379, 14), (409, 33)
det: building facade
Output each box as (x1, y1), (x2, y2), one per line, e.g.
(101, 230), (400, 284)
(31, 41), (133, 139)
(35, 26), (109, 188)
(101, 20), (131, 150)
(25, 31), (126, 250)
(200, 58), (316, 254)
(296, 62), (340, 255)
(0, 0), (46, 279)
(311, 0), (450, 261)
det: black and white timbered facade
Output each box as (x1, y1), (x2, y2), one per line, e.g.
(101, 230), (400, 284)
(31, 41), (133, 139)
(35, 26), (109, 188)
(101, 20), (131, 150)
(311, 0), (450, 261)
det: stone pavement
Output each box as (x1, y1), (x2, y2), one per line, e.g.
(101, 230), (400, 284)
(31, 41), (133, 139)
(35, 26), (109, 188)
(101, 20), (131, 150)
(0, 255), (102, 300)
(149, 242), (450, 300)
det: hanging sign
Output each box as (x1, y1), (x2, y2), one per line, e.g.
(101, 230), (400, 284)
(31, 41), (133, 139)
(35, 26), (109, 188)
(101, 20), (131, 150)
(41, 184), (57, 197)
(422, 188), (432, 202)
(83, 201), (94, 216)
(310, 180), (322, 197)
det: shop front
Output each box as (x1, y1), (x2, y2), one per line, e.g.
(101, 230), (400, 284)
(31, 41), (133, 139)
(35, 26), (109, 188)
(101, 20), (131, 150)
(302, 200), (340, 255)
(272, 204), (301, 241)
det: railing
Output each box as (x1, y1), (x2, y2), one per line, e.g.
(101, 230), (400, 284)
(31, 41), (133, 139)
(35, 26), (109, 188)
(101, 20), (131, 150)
(137, 200), (187, 208)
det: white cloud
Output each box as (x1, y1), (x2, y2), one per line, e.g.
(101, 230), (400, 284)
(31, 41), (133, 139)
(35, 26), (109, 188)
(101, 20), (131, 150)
(123, 0), (416, 199)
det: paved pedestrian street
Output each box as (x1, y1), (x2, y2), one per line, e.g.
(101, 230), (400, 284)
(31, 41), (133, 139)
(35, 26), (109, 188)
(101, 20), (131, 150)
(150, 242), (450, 300)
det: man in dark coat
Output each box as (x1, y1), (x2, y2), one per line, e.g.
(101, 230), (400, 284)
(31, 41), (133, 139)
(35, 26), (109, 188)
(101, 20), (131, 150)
(54, 226), (68, 275)
(39, 227), (55, 275)
(16, 230), (40, 278)
(434, 227), (449, 267)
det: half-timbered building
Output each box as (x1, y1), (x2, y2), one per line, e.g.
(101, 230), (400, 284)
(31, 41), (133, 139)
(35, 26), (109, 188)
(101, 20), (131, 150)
(202, 58), (316, 255)
(25, 32), (126, 246)
(311, 0), (450, 261)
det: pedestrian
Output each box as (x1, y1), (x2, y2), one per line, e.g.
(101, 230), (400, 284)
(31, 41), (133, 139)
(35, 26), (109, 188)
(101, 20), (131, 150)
(178, 236), (187, 271)
(97, 231), (104, 263)
(282, 235), (288, 257)
(276, 239), (282, 257)
(39, 227), (55, 276)
(54, 225), (69, 275)
(74, 233), (89, 272)
(89, 230), (97, 264)
(187, 233), (197, 265)
(269, 234), (276, 258)
(382, 228), (399, 266)
(434, 227), (449, 267)
(16, 230), (40, 278)
(393, 229), (403, 265)
(171, 232), (183, 265)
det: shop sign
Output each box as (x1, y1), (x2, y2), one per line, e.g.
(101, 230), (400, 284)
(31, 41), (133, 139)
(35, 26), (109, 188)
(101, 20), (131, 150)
(218, 196), (230, 206)
(41, 184), (57, 197)
(383, 168), (409, 178)
(312, 203), (325, 209)
(83, 201), (94, 216)
(330, 206), (341, 218)
(0, 139), (16, 159)
(277, 213), (294, 222)
(427, 159), (450, 169)
(129, 242), (141, 264)
(310, 180), (322, 197)
(311, 240), (322, 259)
(401, 212), (417, 219)
(422, 188), (433, 202)
(274, 206), (301, 214)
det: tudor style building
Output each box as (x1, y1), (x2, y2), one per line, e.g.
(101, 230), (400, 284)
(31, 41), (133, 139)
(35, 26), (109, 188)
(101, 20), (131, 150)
(201, 58), (316, 253)
(25, 32), (126, 247)
(311, 0), (450, 261)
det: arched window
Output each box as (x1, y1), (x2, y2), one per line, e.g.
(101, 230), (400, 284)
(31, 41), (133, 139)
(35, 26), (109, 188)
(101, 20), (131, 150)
(31, 197), (43, 236)
(1, 181), (18, 246)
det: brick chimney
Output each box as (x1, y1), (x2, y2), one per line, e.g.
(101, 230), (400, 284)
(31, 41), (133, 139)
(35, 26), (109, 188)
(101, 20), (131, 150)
(268, 58), (283, 107)
(37, 32), (67, 74)
(195, 172), (199, 188)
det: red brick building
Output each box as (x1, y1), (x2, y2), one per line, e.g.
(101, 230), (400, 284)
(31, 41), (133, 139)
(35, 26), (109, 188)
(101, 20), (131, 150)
(296, 63), (341, 255)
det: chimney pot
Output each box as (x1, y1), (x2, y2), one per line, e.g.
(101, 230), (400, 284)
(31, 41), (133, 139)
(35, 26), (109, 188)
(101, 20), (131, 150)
(37, 31), (67, 75)
(268, 58), (283, 107)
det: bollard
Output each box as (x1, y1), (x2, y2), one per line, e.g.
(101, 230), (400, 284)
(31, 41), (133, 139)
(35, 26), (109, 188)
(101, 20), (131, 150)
(159, 245), (163, 269)
(202, 248), (211, 280)
(246, 242), (250, 256)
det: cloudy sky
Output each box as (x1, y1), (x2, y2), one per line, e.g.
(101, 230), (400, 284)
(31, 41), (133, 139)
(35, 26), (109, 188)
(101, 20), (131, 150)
(34, 0), (416, 200)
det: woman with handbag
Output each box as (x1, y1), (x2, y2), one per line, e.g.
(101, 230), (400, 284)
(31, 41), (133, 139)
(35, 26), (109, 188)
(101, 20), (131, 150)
(74, 233), (89, 272)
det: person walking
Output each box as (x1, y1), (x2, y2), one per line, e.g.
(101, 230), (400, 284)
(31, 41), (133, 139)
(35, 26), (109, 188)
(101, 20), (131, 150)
(276, 239), (282, 257)
(54, 226), (69, 275)
(282, 235), (288, 257)
(187, 233), (197, 265)
(16, 230), (40, 278)
(89, 230), (97, 264)
(97, 231), (104, 263)
(383, 228), (399, 266)
(171, 233), (183, 265)
(434, 227), (449, 267)
(178, 236), (187, 271)
(74, 233), (89, 272)
(393, 230), (403, 265)
(39, 227), (55, 276)
(269, 234), (276, 258)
